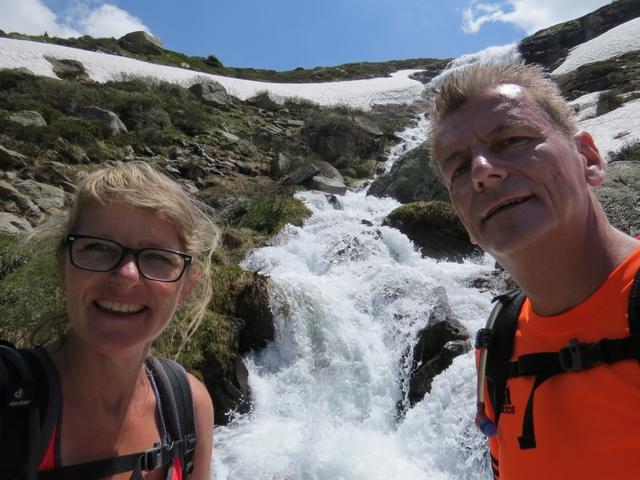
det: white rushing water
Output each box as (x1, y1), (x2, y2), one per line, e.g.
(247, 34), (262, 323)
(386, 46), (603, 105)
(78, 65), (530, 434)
(213, 113), (497, 479)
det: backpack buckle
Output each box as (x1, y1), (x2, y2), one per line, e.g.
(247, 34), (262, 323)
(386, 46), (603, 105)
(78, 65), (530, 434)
(559, 338), (602, 372)
(140, 443), (164, 471)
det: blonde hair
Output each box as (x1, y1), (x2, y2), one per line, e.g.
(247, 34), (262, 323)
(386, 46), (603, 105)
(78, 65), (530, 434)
(429, 63), (577, 158)
(34, 161), (219, 352)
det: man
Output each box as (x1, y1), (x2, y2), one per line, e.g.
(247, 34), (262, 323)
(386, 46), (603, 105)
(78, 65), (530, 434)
(429, 63), (640, 479)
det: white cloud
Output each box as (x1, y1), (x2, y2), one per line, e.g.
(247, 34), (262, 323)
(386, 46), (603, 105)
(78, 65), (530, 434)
(0, 0), (151, 39)
(80, 4), (150, 38)
(461, 0), (612, 34)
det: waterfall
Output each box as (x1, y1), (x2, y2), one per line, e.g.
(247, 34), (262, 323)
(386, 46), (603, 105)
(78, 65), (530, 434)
(214, 111), (498, 479)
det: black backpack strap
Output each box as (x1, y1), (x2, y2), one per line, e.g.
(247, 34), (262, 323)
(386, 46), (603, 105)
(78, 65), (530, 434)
(145, 357), (197, 477)
(628, 268), (640, 336)
(485, 290), (526, 428)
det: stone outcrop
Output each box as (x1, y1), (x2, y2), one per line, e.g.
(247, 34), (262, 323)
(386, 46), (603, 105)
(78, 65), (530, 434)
(44, 56), (91, 82)
(519, 0), (640, 70)
(118, 31), (164, 55)
(236, 272), (275, 353)
(189, 81), (233, 108)
(8, 110), (47, 127)
(367, 142), (448, 204)
(0, 146), (29, 170)
(0, 212), (32, 234)
(399, 287), (471, 412)
(77, 106), (128, 134)
(383, 201), (479, 262)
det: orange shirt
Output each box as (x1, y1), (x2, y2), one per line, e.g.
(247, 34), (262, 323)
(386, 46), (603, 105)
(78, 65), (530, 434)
(489, 247), (640, 479)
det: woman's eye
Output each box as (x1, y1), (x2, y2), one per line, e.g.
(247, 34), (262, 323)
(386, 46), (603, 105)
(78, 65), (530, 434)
(82, 241), (115, 252)
(451, 163), (469, 182)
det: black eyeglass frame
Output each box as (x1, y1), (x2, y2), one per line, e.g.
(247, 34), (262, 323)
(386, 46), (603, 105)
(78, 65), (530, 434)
(64, 234), (193, 283)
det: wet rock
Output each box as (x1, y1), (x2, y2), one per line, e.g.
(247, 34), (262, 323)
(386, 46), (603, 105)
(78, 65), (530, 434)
(77, 106), (128, 134)
(368, 142), (448, 204)
(8, 110), (47, 127)
(44, 56), (91, 82)
(118, 31), (164, 55)
(309, 175), (347, 195)
(189, 81), (233, 108)
(401, 287), (471, 411)
(236, 272), (275, 353)
(383, 201), (479, 262)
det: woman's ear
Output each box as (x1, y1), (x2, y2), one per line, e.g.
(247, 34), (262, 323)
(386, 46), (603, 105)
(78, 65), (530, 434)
(575, 131), (605, 187)
(179, 265), (201, 305)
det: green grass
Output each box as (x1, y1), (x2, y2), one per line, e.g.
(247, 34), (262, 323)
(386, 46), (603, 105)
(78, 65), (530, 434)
(237, 192), (311, 234)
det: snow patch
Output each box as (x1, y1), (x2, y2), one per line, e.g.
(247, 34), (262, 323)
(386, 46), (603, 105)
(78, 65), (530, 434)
(0, 38), (424, 110)
(552, 18), (640, 76)
(579, 98), (640, 159)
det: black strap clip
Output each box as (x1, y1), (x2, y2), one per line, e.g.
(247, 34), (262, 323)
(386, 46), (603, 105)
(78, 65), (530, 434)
(140, 443), (164, 471)
(558, 338), (602, 372)
(475, 328), (495, 349)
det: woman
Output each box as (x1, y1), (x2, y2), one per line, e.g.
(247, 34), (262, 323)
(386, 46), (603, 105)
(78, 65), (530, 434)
(8, 162), (217, 480)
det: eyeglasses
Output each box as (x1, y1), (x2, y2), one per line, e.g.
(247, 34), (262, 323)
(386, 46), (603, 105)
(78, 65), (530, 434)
(65, 234), (193, 283)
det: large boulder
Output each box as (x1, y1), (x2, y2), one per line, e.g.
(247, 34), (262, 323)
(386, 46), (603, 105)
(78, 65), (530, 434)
(400, 287), (471, 412)
(8, 110), (46, 127)
(118, 31), (164, 55)
(77, 106), (128, 134)
(189, 81), (233, 109)
(368, 141), (448, 204)
(518, 0), (640, 70)
(383, 201), (479, 261)
(308, 161), (347, 195)
(14, 180), (66, 214)
(44, 56), (91, 82)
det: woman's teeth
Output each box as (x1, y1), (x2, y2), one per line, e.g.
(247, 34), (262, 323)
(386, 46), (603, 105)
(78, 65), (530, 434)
(96, 300), (145, 313)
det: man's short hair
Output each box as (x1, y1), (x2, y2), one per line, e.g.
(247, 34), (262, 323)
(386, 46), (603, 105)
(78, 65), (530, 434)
(429, 63), (578, 157)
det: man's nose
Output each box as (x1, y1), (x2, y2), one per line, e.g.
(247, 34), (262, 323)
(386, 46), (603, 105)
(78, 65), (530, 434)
(470, 152), (508, 192)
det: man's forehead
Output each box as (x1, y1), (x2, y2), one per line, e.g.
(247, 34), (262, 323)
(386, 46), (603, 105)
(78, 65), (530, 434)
(434, 86), (546, 147)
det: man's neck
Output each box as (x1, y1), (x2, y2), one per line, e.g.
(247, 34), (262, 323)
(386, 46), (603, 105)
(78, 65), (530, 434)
(495, 226), (640, 317)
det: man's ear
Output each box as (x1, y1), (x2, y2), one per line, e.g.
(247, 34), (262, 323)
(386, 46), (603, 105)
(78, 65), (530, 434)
(180, 265), (201, 304)
(575, 131), (605, 187)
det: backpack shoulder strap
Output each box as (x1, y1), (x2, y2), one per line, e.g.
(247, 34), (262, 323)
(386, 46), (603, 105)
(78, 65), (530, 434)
(0, 343), (58, 480)
(628, 267), (640, 335)
(485, 289), (526, 427)
(145, 357), (197, 478)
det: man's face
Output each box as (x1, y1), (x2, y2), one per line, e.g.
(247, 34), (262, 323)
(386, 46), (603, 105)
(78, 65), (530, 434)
(432, 85), (604, 258)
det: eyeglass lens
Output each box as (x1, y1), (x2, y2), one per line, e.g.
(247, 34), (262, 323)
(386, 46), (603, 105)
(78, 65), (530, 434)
(70, 236), (186, 281)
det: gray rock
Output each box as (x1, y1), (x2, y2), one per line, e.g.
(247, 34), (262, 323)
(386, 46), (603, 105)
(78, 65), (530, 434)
(383, 201), (480, 262)
(8, 110), (46, 127)
(77, 106), (128, 134)
(400, 287), (471, 412)
(247, 91), (282, 111)
(0, 212), (32, 234)
(270, 153), (291, 179)
(353, 116), (384, 136)
(0, 180), (40, 217)
(189, 81), (233, 108)
(237, 272), (275, 353)
(368, 141), (448, 204)
(118, 31), (164, 55)
(309, 175), (347, 195)
(286, 119), (305, 128)
(44, 56), (91, 82)
(284, 164), (320, 186)
(219, 131), (240, 143)
(14, 180), (66, 213)
(0, 145), (29, 170)
(234, 139), (256, 157)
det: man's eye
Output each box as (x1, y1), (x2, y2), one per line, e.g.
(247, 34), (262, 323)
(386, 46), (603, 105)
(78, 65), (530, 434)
(495, 136), (528, 150)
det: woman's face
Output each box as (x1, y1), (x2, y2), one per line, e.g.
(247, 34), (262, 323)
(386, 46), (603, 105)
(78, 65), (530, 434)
(60, 202), (199, 357)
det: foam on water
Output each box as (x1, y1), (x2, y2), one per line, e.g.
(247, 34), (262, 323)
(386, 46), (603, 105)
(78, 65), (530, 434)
(213, 118), (495, 479)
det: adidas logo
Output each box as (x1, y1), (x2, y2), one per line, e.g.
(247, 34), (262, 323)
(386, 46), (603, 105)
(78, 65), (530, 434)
(500, 386), (516, 415)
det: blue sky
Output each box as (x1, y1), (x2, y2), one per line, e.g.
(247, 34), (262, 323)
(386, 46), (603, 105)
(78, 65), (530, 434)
(1, 0), (611, 71)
